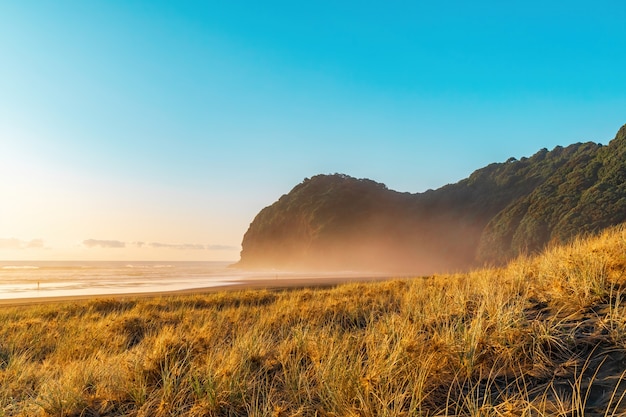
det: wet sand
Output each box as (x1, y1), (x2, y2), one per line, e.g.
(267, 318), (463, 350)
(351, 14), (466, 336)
(0, 274), (395, 306)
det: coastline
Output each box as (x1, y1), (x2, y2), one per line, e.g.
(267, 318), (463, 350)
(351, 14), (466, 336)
(0, 274), (395, 307)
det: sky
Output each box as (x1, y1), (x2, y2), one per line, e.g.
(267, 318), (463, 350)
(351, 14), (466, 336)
(1, 1), (625, 261)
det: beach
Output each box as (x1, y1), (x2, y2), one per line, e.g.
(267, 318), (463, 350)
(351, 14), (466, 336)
(0, 260), (393, 306)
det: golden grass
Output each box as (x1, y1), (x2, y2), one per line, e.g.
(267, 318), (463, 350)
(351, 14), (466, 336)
(3, 226), (626, 416)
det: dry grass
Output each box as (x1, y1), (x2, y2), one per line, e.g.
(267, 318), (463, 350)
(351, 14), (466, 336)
(3, 226), (626, 416)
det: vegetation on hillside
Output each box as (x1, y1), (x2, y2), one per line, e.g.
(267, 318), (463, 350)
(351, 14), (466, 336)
(3, 226), (626, 416)
(237, 174), (421, 271)
(238, 124), (626, 272)
(478, 125), (626, 262)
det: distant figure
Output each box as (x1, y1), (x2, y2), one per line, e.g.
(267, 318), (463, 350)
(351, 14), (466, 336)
(37, 281), (40, 291)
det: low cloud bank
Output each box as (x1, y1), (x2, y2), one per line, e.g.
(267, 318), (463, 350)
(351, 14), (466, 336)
(83, 239), (126, 249)
(83, 239), (237, 251)
(148, 242), (238, 251)
(0, 238), (45, 250)
(26, 239), (44, 248)
(150, 242), (206, 250)
(206, 244), (238, 250)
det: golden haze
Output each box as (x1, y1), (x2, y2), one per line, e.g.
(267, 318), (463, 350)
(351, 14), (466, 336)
(2, 226), (626, 415)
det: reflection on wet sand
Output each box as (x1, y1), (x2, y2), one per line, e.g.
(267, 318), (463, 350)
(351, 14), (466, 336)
(0, 261), (392, 302)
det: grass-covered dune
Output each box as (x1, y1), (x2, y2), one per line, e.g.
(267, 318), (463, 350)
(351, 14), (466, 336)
(3, 227), (626, 416)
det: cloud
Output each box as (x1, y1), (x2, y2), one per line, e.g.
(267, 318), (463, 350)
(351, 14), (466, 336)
(82, 239), (239, 251)
(83, 239), (126, 248)
(26, 239), (44, 249)
(0, 238), (46, 250)
(0, 238), (24, 250)
(149, 242), (207, 250)
(149, 242), (239, 251)
(206, 244), (239, 251)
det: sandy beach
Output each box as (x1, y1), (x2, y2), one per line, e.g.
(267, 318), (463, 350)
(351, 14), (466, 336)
(0, 274), (395, 306)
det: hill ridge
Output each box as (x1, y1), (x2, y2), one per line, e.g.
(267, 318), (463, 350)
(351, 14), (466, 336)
(238, 124), (626, 273)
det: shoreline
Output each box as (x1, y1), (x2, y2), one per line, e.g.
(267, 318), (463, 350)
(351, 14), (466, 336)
(0, 274), (396, 307)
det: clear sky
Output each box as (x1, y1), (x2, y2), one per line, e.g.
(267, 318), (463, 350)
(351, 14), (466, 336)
(1, 1), (625, 261)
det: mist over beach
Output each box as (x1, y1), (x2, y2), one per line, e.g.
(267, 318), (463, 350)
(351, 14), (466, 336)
(0, 260), (392, 303)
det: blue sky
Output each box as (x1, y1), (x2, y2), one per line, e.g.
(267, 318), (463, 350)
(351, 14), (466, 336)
(1, 1), (625, 260)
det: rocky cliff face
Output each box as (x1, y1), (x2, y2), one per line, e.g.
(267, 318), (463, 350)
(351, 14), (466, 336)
(237, 124), (626, 273)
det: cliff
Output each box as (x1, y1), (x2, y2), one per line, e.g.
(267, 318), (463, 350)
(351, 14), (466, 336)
(237, 124), (626, 273)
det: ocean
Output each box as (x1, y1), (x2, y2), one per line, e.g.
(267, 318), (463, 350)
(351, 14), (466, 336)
(0, 261), (252, 300)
